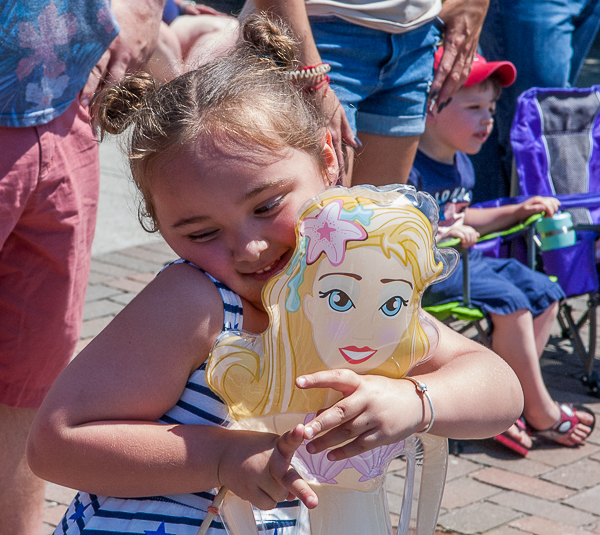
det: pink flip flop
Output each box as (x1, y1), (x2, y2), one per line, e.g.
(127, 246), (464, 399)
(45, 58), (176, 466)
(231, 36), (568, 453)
(493, 417), (530, 456)
(528, 403), (596, 445)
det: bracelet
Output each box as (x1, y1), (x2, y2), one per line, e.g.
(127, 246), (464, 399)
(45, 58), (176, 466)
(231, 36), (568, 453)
(404, 376), (435, 434)
(284, 63), (331, 83)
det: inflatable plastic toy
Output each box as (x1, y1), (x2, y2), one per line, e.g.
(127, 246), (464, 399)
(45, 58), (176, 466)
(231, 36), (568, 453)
(204, 185), (457, 535)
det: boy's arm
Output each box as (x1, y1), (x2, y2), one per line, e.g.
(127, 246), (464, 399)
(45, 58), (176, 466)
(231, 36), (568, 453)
(464, 196), (561, 236)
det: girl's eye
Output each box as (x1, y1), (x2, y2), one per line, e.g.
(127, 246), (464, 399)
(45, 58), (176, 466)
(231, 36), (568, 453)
(380, 296), (407, 317)
(319, 290), (355, 312)
(255, 195), (284, 215)
(188, 229), (218, 242)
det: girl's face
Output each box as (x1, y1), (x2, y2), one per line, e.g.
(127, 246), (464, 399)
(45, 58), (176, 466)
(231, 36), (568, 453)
(151, 138), (335, 310)
(302, 246), (415, 373)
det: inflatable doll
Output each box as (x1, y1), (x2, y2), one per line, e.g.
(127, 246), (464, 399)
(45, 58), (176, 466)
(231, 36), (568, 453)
(205, 185), (457, 535)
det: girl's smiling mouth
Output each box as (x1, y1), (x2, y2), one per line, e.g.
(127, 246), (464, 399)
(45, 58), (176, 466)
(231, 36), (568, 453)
(246, 250), (293, 281)
(339, 346), (377, 364)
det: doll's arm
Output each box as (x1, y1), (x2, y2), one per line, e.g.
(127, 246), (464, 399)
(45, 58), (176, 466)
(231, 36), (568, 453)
(296, 315), (523, 461)
(26, 263), (316, 509)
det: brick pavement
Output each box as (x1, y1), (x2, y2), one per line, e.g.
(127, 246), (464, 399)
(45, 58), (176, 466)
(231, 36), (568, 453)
(41, 239), (600, 534)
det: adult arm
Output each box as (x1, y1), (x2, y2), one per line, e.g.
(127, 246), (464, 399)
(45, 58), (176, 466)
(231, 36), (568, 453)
(80, 0), (166, 106)
(430, 0), (489, 108)
(252, 0), (356, 165)
(464, 196), (561, 236)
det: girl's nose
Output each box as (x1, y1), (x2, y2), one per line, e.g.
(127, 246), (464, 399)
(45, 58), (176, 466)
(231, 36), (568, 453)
(233, 236), (268, 262)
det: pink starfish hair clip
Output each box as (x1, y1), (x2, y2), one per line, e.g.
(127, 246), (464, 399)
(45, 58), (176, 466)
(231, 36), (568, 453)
(300, 200), (367, 266)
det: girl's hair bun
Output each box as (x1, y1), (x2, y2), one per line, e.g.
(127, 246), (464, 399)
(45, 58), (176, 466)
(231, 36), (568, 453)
(92, 72), (159, 136)
(241, 14), (298, 71)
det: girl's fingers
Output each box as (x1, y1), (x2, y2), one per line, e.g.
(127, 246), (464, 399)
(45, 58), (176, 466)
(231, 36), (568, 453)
(297, 369), (361, 398)
(276, 424), (305, 462)
(252, 487), (280, 511)
(281, 468), (318, 509)
(304, 409), (378, 452)
(321, 428), (381, 462)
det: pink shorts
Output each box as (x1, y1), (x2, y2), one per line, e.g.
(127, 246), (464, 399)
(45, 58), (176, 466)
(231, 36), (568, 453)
(0, 99), (99, 408)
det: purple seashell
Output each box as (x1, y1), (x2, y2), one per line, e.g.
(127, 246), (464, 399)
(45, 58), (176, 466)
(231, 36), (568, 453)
(293, 443), (348, 484)
(347, 440), (406, 482)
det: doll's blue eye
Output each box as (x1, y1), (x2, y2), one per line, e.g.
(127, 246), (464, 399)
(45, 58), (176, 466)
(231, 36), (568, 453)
(319, 290), (354, 312)
(380, 296), (407, 317)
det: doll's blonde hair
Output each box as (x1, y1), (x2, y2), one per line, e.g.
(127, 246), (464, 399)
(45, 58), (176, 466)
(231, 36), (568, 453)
(207, 186), (447, 420)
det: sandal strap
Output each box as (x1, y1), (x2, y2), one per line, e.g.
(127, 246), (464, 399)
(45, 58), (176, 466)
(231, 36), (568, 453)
(551, 403), (578, 434)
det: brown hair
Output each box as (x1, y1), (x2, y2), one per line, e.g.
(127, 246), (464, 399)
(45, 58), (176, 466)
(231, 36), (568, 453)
(475, 71), (504, 101)
(92, 15), (328, 232)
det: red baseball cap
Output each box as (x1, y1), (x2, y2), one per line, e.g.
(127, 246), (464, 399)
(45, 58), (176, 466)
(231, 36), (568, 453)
(434, 48), (516, 88)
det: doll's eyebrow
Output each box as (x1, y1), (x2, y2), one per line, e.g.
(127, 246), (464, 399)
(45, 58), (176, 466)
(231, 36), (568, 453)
(381, 278), (413, 289)
(318, 272), (362, 281)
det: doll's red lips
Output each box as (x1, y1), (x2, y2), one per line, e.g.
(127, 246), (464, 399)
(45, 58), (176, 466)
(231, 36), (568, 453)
(339, 346), (377, 364)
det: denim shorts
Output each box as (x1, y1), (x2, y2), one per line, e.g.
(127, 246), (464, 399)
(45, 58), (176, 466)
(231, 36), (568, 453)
(310, 16), (443, 137)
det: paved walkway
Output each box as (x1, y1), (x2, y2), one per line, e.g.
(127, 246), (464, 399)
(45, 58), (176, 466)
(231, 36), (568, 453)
(41, 240), (600, 534)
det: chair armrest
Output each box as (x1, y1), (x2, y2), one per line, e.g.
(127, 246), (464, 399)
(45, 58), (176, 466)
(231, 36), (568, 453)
(437, 213), (544, 250)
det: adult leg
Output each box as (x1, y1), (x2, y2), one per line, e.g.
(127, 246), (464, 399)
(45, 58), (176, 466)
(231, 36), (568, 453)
(0, 101), (99, 534)
(472, 0), (589, 201)
(352, 133), (419, 186)
(0, 405), (44, 535)
(570, 0), (600, 85)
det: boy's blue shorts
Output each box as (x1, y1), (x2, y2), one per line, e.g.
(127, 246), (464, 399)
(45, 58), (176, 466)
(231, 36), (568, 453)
(422, 249), (566, 317)
(310, 16), (442, 137)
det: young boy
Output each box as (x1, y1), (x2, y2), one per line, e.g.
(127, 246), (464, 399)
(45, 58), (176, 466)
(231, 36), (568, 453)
(408, 48), (595, 454)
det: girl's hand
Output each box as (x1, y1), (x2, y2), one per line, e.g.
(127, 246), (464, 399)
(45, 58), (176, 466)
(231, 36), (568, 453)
(444, 225), (480, 247)
(218, 425), (318, 510)
(517, 196), (561, 220)
(296, 370), (426, 461)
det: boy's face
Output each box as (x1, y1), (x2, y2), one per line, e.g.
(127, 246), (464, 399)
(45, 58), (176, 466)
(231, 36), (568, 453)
(429, 84), (496, 158)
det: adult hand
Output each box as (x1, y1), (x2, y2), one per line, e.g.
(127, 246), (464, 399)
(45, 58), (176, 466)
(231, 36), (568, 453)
(80, 0), (165, 106)
(296, 370), (427, 461)
(431, 0), (489, 109)
(322, 88), (356, 185)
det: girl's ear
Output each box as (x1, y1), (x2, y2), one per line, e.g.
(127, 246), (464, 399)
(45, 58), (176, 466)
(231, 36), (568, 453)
(321, 130), (339, 186)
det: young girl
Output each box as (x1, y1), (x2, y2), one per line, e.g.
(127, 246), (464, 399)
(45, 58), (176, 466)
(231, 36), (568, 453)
(27, 15), (523, 535)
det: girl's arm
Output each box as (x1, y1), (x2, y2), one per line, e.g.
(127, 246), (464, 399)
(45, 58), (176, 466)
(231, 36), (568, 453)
(295, 315), (524, 460)
(26, 263), (315, 509)
(464, 196), (561, 236)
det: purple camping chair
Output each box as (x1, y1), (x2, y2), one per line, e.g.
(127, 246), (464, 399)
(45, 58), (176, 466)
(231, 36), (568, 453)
(509, 85), (600, 396)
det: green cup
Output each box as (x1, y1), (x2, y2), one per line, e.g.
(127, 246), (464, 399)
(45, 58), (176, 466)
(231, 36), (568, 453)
(535, 212), (576, 251)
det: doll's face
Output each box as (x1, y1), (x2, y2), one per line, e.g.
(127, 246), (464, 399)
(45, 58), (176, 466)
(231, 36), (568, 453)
(302, 246), (415, 373)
